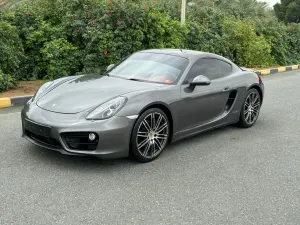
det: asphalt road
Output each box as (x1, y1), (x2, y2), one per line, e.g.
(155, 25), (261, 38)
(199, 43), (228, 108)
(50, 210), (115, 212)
(1, 71), (300, 225)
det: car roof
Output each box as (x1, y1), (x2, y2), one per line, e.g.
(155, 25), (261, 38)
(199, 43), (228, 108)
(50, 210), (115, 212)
(138, 49), (229, 61)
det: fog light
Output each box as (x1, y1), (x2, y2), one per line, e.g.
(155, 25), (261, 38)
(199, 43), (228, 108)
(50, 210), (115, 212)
(89, 133), (96, 141)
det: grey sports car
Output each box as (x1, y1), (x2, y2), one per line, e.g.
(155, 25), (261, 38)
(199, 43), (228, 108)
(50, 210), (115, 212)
(21, 49), (264, 162)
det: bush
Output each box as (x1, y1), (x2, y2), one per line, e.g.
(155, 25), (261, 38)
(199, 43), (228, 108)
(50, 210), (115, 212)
(284, 23), (300, 64)
(222, 18), (274, 67)
(0, 0), (299, 93)
(74, 1), (187, 73)
(0, 70), (18, 92)
(0, 20), (24, 75)
(12, 11), (66, 80)
(41, 38), (80, 80)
(185, 7), (230, 57)
(184, 8), (275, 67)
(0, 19), (23, 92)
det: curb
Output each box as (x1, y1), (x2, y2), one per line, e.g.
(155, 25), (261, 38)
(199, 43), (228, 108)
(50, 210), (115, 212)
(0, 95), (33, 109)
(255, 64), (300, 76)
(0, 64), (300, 109)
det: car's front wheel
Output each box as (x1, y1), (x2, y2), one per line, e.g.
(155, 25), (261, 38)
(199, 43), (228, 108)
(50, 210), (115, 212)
(130, 108), (170, 163)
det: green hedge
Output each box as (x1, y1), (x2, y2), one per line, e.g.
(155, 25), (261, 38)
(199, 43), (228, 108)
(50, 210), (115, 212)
(0, 0), (300, 92)
(0, 70), (18, 92)
(0, 19), (23, 90)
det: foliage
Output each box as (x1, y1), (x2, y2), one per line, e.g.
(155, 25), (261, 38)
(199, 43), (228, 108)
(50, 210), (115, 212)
(0, 20), (24, 75)
(0, 19), (23, 91)
(185, 7), (230, 56)
(0, 69), (17, 92)
(10, 9), (68, 80)
(1, 0), (300, 93)
(81, 2), (187, 73)
(41, 38), (80, 80)
(274, 0), (300, 23)
(284, 23), (300, 63)
(214, 0), (269, 19)
(222, 17), (275, 67)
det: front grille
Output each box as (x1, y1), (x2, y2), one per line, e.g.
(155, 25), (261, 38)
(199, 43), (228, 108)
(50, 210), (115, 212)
(24, 119), (51, 137)
(25, 130), (62, 148)
(61, 132), (99, 151)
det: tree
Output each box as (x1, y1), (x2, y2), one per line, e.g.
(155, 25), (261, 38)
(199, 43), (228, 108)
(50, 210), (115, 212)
(274, 0), (300, 23)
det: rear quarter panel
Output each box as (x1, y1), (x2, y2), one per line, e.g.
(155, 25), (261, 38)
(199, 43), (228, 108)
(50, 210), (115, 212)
(228, 70), (262, 117)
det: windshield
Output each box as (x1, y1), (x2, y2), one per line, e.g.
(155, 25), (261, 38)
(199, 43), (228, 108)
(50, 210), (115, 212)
(108, 52), (189, 84)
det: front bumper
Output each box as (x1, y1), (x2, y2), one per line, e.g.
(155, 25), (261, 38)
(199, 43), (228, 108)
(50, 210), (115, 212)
(21, 102), (137, 159)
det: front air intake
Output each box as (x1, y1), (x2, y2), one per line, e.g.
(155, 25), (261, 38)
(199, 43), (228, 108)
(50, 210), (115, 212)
(61, 132), (99, 151)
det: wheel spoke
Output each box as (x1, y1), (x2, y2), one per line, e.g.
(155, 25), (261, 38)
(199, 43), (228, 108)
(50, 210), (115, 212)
(252, 108), (259, 116)
(150, 113), (155, 130)
(154, 139), (163, 152)
(244, 107), (250, 115)
(157, 123), (168, 134)
(151, 144), (155, 157)
(248, 94), (252, 103)
(137, 131), (148, 138)
(154, 114), (163, 131)
(142, 120), (151, 132)
(252, 102), (260, 108)
(143, 142), (151, 156)
(245, 112), (251, 123)
(250, 112), (255, 122)
(138, 138), (149, 149)
(252, 95), (259, 104)
(156, 134), (168, 140)
(251, 93), (254, 103)
(245, 102), (250, 108)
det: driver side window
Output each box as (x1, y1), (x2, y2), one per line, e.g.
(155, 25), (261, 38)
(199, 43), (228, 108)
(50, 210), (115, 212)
(185, 58), (232, 83)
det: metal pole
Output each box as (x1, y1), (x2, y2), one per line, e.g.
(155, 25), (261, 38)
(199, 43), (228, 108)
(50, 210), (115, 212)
(181, 0), (186, 26)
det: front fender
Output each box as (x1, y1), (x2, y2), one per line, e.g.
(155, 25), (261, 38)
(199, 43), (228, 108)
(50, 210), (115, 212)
(116, 87), (180, 117)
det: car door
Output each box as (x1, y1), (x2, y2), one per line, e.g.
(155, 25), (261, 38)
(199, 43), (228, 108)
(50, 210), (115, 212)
(177, 58), (233, 132)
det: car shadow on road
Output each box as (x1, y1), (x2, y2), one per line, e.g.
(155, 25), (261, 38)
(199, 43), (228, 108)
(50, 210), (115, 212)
(27, 145), (139, 172)
(163, 125), (239, 154)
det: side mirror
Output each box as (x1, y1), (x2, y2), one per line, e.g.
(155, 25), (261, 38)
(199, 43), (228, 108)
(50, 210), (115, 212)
(107, 64), (115, 71)
(190, 75), (211, 86)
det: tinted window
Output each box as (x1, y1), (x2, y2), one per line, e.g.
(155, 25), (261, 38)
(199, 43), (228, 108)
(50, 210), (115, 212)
(109, 52), (189, 84)
(186, 58), (232, 83)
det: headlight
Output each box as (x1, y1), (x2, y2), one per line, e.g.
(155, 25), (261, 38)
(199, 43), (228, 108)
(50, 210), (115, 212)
(86, 96), (127, 120)
(31, 81), (53, 102)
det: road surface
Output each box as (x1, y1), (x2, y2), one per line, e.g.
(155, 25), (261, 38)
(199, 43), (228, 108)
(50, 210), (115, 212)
(0, 71), (300, 225)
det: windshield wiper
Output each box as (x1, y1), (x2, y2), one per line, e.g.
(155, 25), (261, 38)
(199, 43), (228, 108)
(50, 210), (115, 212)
(127, 78), (143, 82)
(108, 75), (145, 82)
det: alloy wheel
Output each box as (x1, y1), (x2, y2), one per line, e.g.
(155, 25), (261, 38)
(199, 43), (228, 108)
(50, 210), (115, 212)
(244, 91), (261, 125)
(136, 112), (169, 159)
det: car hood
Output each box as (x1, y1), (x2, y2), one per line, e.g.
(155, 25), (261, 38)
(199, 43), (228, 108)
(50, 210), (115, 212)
(37, 75), (163, 114)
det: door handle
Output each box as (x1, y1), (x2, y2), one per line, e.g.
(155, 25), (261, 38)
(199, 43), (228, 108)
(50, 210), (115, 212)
(223, 87), (230, 91)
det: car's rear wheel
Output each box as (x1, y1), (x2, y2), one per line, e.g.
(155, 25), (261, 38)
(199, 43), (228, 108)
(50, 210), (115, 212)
(238, 88), (261, 128)
(130, 108), (170, 163)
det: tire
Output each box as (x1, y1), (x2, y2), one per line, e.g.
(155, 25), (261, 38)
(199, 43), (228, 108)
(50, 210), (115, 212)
(237, 88), (261, 128)
(130, 108), (170, 163)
